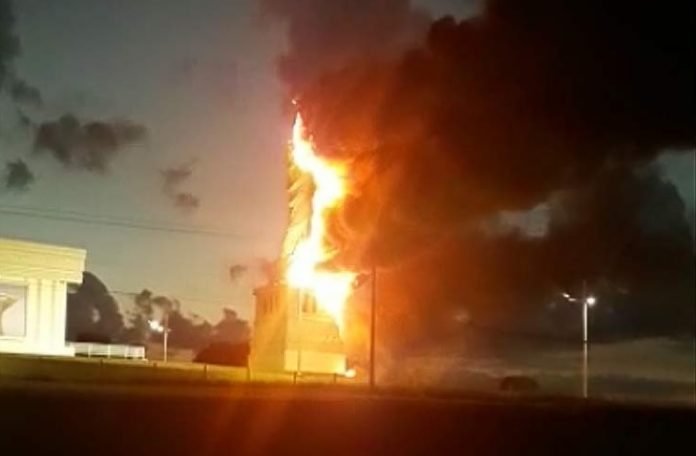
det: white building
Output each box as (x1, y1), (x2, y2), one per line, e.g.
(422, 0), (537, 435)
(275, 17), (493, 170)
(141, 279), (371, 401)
(0, 238), (86, 356)
(251, 284), (347, 375)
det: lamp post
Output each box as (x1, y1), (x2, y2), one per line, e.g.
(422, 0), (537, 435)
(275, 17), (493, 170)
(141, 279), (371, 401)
(148, 312), (170, 362)
(562, 283), (596, 399)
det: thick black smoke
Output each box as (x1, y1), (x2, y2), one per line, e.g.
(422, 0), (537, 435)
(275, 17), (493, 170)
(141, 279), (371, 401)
(354, 165), (694, 349)
(160, 161), (201, 211)
(301, 0), (694, 245)
(268, 0), (695, 341)
(34, 114), (147, 173)
(261, 0), (430, 92)
(3, 159), (33, 190)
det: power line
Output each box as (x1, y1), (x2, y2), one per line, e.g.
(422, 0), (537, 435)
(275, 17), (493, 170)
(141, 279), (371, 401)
(1, 203), (177, 225)
(111, 289), (240, 307)
(0, 204), (255, 239)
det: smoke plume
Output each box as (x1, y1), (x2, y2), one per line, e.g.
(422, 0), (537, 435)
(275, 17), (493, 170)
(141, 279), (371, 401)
(268, 0), (695, 341)
(33, 114), (147, 173)
(294, 0), (694, 261)
(261, 0), (430, 92)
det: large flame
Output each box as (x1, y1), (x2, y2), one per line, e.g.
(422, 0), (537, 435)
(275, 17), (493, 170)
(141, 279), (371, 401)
(285, 113), (356, 332)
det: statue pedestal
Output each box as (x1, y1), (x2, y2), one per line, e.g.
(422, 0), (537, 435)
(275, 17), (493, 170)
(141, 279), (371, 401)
(251, 284), (347, 375)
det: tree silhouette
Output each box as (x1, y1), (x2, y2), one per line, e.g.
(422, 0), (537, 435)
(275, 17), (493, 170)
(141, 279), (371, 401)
(66, 272), (124, 343)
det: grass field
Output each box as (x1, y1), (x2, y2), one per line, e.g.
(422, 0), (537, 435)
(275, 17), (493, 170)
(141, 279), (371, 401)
(0, 353), (354, 387)
(1, 350), (694, 454)
(2, 338), (694, 407)
(1, 376), (693, 455)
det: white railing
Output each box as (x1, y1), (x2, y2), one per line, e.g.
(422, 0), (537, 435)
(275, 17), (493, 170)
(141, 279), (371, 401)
(70, 342), (146, 360)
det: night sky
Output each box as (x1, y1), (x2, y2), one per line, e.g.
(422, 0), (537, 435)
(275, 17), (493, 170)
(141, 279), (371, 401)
(0, 1), (477, 320)
(0, 0), (693, 323)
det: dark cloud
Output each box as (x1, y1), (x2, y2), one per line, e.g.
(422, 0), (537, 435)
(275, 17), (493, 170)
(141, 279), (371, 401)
(0, 2), (43, 107)
(0, 0), (20, 86)
(161, 161), (195, 193)
(261, 0), (430, 92)
(160, 161), (201, 212)
(173, 192), (200, 211)
(2, 0), (151, 197)
(9, 78), (42, 107)
(33, 114), (147, 173)
(3, 159), (34, 191)
(229, 264), (247, 282)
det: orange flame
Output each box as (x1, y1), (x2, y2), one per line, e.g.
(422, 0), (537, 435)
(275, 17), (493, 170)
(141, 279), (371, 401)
(285, 113), (356, 333)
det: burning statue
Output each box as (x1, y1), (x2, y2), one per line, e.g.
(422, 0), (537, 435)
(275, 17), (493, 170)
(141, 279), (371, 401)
(250, 111), (356, 375)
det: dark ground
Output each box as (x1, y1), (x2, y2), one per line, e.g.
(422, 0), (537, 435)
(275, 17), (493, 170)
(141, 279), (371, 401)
(1, 381), (693, 455)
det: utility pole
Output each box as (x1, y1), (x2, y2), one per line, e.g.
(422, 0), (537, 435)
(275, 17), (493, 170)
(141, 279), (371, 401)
(581, 280), (588, 399)
(369, 262), (377, 390)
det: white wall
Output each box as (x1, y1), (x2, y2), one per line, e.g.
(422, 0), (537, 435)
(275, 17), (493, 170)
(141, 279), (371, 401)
(251, 284), (347, 375)
(0, 238), (85, 357)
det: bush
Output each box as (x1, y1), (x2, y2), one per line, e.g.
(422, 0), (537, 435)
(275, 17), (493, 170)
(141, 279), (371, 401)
(194, 342), (249, 367)
(499, 375), (540, 393)
(74, 332), (113, 344)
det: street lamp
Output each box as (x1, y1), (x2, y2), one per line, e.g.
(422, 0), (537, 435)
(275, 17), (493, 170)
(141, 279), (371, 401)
(562, 284), (597, 399)
(148, 315), (170, 362)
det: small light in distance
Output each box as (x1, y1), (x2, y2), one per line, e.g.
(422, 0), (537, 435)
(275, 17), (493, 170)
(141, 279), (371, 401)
(148, 319), (164, 333)
(562, 292), (571, 299)
(585, 296), (597, 307)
